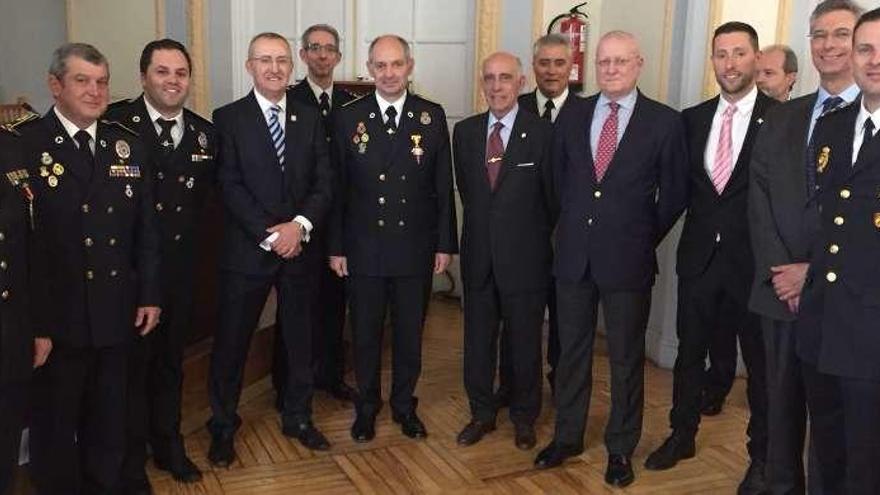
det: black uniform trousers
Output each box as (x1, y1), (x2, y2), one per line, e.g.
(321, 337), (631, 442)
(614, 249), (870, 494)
(762, 318), (826, 495)
(498, 279), (558, 396)
(704, 319), (737, 404)
(671, 257), (767, 461)
(30, 344), (128, 495)
(209, 270), (314, 435)
(348, 274), (431, 417)
(464, 274), (545, 426)
(554, 275), (651, 455)
(272, 248), (347, 396)
(122, 276), (195, 479)
(0, 383), (25, 495)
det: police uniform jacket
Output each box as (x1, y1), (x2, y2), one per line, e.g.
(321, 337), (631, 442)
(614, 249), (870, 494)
(22, 111), (161, 348)
(798, 99), (880, 380)
(288, 80), (355, 139)
(330, 92), (458, 277)
(0, 122), (35, 384)
(105, 96), (216, 300)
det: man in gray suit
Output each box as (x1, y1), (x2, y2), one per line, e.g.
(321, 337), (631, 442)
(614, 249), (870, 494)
(748, 1), (861, 492)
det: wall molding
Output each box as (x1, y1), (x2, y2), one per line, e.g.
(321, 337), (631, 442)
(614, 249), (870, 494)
(701, 0), (723, 99)
(187, 0), (210, 117)
(473, 0), (501, 113)
(657, 0), (676, 102)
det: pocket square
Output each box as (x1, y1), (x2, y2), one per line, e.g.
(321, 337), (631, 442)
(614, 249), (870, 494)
(516, 162), (535, 168)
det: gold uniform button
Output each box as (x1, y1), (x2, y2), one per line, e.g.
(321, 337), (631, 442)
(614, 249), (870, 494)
(840, 189), (851, 199)
(379, 174), (386, 182)
(175, 206), (183, 212)
(108, 238), (117, 246)
(594, 190), (602, 198)
(398, 220), (405, 227)
(1, 290), (9, 300)
(157, 172), (165, 180)
(174, 234), (182, 241)
(86, 270), (94, 280)
(377, 219), (385, 227)
(107, 206), (114, 214)
(826, 271), (837, 283)
(378, 197), (386, 205)
(178, 175), (186, 183)
(0, 232), (6, 241)
(834, 216), (845, 226)
(81, 204), (90, 213)
(401, 198), (407, 204)
(400, 174), (406, 181)
(829, 244), (840, 254)
(587, 217), (594, 226)
(84, 237), (93, 247)
(110, 270), (118, 277)
(156, 203), (164, 211)
(0, 261), (7, 270)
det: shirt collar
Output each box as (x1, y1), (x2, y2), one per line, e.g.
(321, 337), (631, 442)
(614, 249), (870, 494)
(53, 106), (97, 142)
(254, 88), (287, 116)
(598, 88), (638, 110)
(856, 98), (880, 134)
(718, 84), (758, 115)
(142, 95), (184, 129)
(375, 91), (407, 117)
(306, 77), (334, 104)
(536, 87), (569, 113)
(488, 104), (519, 130)
(816, 83), (860, 111)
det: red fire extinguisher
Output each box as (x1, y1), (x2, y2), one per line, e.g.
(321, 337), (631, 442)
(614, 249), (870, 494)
(548, 2), (590, 90)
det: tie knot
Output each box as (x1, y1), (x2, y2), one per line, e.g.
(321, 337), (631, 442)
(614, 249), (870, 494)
(157, 118), (176, 132)
(608, 101), (619, 113)
(723, 104), (737, 118)
(319, 91), (330, 104)
(385, 105), (398, 120)
(865, 117), (875, 135)
(74, 130), (91, 150)
(822, 96), (844, 114)
(270, 105), (282, 117)
(544, 99), (555, 111)
(492, 121), (504, 132)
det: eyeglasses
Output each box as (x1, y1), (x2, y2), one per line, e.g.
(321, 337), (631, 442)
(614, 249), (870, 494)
(305, 43), (339, 54)
(808, 29), (852, 43)
(596, 57), (634, 69)
(249, 56), (292, 67)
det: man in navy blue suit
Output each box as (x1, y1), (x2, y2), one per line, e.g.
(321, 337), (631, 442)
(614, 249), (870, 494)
(534, 31), (688, 488)
(207, 32), (334, 466)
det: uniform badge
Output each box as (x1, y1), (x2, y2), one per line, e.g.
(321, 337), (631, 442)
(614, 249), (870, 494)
(198, 131), (208, 149)
(186, 177), (195, 189)
(290, 114), (297, 122)
(420, 111), (431, 125)
(407, 111), (414, 119)
(369, 112), (376, 119)
(521, 132), (527, 139)
(39, 166), (50, 177)
(817, 146), (830, 174)
(47, 175), (58, 188)
(360, 133), (370, 143)
(99, 139), (107, 148)
(52, 163), (64, 176)
(410, 134), (424, 164)
(874, 212), (880, 229)
(54, 136), (64, 144)
(116, 140), (131, 160)
(353, 135), (361, 144)
(356, 122), (367, 134)
(358, 142), (367, 154)
(132, 115), (141, 123)
(125, 184), (133, 198)
(41, 152), (53, 166)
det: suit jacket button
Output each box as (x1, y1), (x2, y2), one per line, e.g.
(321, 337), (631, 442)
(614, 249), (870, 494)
(587, 217), (593, 226)
(398, 220), (405, 227)
(0, 261), (7, 270)
(110, 270), (118, 277)
(377, 219), (385, 227)
(86, 270), (94, 280)
(156, 203), (164, 211)
(715, 232), (721, 243)
(178, 175), (186, 183)
(400, 174), (406, 181)
(84, 237), (93, 247)
(157, 171), (165, 180)
(379, 174), (386, 182)
(826, 271), (837, 282)
(174, 234), (182, 241)
(1, 290), (9, 300)
(108, 238), (117, 246)
(107, 206), (114, 214)
(401, 198), (407, 204)
(0, 232), (6, 241)
(834, 216), (845, 226)
(594, 190), (602, 198)
(839, 189), (851, 199)
(378, 197), (386, 205)
(176, 206), (183, 212)
(81, 204), (90, 213)
(829, 244), (840, 254)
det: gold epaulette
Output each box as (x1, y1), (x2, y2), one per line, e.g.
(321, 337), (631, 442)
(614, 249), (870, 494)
(0, 111), (39, 136)
(341, 94), (367, 108)
(100, 119), (140, 137)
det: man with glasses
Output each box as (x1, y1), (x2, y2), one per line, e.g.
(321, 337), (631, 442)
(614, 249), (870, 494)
(273, 24), (357, 409)
(749, 1), (861, 492)
(207, 31), (334, 467)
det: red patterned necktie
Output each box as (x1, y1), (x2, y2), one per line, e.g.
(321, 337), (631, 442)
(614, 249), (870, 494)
(486, 121), (504, 190)
(711, 104), (737, 194)
(594, 101), (619, 182)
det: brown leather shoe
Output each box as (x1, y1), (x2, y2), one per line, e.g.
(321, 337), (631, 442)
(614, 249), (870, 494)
(456, 419), (496, 446)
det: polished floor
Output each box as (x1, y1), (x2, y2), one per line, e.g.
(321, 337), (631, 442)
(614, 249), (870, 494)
(18, 296), (754, 494)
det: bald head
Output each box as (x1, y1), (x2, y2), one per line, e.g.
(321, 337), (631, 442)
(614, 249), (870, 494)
(595, 31), (643, 100)
(481, 51), (525, 118)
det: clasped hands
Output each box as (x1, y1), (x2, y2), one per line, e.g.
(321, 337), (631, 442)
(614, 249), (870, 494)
(267, 221), (304, 259)
(770, 262), (809, 314)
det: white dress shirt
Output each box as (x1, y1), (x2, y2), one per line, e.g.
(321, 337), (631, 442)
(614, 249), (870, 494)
(375, 91), (406, 127)
(535, 87), (569, 123)
(487, 104), (518, 149)
(143, 96), (184, 148)
(704, 85), (758, 176)
(53, 107), (97, 153)
(852, 101), (880, 165)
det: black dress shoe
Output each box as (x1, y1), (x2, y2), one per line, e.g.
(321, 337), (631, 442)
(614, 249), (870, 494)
(533, 441), (583, 469)
(456, 419), (496, 446)
(208, 433), (236, 467)
(154, 454), (203, 483)
(327, 382), (358, 402)
(514, 423), (537, 450)
(351, 414), (376, 443)
(392, 411), (428, 439)
(283, 421), (331, 451)
(737, 460), (768, 495)
(605, 454), (635, 487)
(122, 475), (152, 495)
(644, 431), (696, 470)
(700, 394), (724, 416)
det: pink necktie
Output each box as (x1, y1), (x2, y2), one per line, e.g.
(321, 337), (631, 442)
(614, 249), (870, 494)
(594, 101), (619, 182)
(711, 104), (737, 193)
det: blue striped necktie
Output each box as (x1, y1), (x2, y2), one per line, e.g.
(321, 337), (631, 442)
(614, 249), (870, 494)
(268, 104), (285, 169)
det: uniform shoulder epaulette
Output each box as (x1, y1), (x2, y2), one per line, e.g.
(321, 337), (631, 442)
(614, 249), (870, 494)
(0, 111), (40, 136)
(106, 98), (136, 111)
(341, 94), (368, 108)
(410, 92), (442, 108)
(821, 99), (855, 119)
(100, 119), (140, 137)
(184, 108), (213, 128)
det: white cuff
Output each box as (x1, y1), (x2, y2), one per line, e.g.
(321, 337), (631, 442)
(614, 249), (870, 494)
(259, 231), (280, 251)
(293, 215), (312, 243)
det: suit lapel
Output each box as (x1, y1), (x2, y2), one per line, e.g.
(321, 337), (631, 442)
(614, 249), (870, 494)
(244, 91), (282, 172)
(471, 113), (492, 193)
(724, 92), (772, 194)
(790, 94), (818, 202)
(692, 97), (718, 192)
(575, 96), (597, 181)
(601, 93), (643, 183)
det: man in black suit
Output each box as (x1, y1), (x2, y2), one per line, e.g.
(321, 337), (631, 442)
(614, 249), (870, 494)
(796, 9), (880, 494)
(105, 39), (215, 491)
(207, 32), (334, 466)
(534, 31), (688, 488)
(644, 22), (773, 495)
(0, 111), (40, 495)
(330, 34), (457, 443)
(274, 23), (357, 406)
(453, 52), (553, 450)
(496, 33), (573, 406)
(25, 43), (162, 494)
(749, 1), (861, 492)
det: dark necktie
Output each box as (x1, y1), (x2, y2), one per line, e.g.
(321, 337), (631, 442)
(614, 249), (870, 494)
(806, 96), (844, 194)
(858, 117), (876, 164)
(319, 91), (331, 118)
(74, 130), (94, 171)
(486, 121), (504, 190)
(384, 105), (398, 136)
(156, 118), (176, 155)
(542, 99), (555, 121)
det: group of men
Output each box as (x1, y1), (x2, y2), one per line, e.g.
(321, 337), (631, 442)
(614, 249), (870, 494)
(2, 0), (880, 493)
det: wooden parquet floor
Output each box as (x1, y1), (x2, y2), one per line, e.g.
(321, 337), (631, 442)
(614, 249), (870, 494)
(149, 297), (752, 494)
